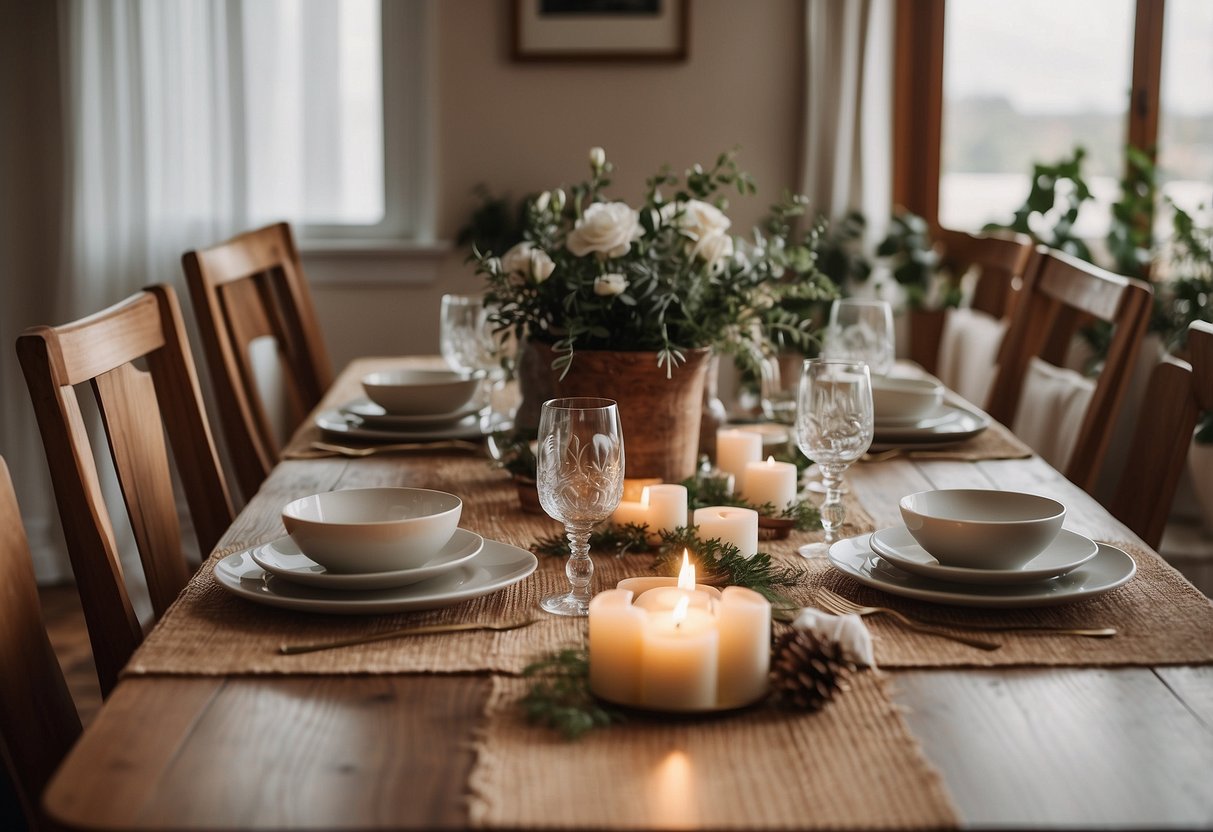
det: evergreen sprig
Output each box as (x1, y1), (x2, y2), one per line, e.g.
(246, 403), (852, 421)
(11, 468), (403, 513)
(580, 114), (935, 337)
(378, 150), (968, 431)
(533, 523), (650, 558)
(682, 474), (821, 531)
(521, 647), (621, 739)
(652, 526), (807, 609)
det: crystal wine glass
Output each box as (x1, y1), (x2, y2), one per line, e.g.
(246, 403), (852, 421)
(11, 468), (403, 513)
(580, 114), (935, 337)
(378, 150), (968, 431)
(796, 359), (873, 556)
(536, 397), (625, 616)
(822, 298), (895, 377)
(440, 293), (510, 428)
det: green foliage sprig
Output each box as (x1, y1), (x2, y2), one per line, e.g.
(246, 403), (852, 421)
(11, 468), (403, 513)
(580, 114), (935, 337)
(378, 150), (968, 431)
(521, 648), (621, 740)
(983, 146), (1095, 261)
(683, 473), (821, 531)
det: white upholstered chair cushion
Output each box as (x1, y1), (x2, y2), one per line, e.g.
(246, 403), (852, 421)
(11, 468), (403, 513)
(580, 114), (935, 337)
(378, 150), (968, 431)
(937, 307), (1007, 408)
(1012, 356), (1097, 472)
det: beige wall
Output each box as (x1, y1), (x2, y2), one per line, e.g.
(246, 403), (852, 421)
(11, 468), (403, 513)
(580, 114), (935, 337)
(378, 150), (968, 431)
(311, 0), (805, 368)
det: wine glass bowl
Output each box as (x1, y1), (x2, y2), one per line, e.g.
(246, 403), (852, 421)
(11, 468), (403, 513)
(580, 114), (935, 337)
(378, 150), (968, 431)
(536, 397), (625, 617)
(440, 293), (513, 429)
(796, 360), (874, 553)
(821, 299), (895, 377)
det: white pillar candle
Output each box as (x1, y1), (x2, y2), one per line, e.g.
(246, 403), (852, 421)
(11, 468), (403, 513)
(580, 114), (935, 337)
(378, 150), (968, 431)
(715, 429), (763, 494)
(715, 586), (772, 708)
(644, 484), (687, 534)
(640, 599), (719, 711)
(611, 495), (649, 529)
(740, 456), (798, 512)
(693, 506), (759, 559)
(587, 590), (647, 706)
(631, 550), (716, 612)
(616, 576), (723, 602)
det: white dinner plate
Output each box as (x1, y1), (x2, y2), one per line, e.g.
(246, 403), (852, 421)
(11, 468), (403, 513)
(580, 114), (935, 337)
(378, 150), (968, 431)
(315, 409), (484, 441)
(874, 406), (962, 429)
(249, 529), (484, 590)
(339, 397), (482, 428)
(827, 533), (1135, 608)
(869, 526), (1099, 585)
(214, 537), (537, 614)
(872, 402), (989, 445)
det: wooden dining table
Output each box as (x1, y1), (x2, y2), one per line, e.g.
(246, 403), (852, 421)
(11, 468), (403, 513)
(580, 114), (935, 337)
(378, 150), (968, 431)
(43, 358), (1213, 830)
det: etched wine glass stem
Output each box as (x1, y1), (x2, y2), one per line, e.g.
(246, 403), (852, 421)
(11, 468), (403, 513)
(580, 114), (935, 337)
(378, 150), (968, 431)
(565, 520), (595, 608)
(819, 463), (847, 542)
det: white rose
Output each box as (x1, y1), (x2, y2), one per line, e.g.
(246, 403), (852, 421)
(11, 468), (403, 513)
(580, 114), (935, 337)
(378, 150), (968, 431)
(566, 202), (643, 259)
(680, 199), (731, 241)
(589, 146), (606, 171)
(594, 273), (628, 296)
(530, 248), (555, 283)
(535, 191), (551, 213)
(692, 232), (734, 274)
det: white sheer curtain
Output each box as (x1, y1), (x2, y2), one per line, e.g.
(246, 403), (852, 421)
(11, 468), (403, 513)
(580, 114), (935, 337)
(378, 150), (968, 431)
(800, 0), (894, 250)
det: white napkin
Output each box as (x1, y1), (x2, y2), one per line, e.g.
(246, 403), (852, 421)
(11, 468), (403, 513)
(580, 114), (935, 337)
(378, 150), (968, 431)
(1012, 356), (1096, 472)
(792, 607), (877, 668)
(936, 307), (1006, 408)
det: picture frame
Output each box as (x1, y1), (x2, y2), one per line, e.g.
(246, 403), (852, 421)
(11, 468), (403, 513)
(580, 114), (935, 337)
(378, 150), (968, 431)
(511, 0), (690, 63)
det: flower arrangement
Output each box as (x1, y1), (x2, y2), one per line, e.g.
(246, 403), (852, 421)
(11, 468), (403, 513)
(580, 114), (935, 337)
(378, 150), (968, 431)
(472, 148), (837, 378)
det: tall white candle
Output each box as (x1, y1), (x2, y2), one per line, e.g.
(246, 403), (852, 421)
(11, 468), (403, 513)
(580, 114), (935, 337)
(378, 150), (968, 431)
(640, 599), (719, 711)
(693, 506), (759, 558)
(741, 456), (798, 511)
(587, 590), (647, 706)
(715, 429), (763, 494)
(715, 587), (772, 708)
(645, 484), (687, 534)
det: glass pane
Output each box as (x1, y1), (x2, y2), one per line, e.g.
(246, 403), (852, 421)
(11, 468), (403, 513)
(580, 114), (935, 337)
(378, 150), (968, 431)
(939, 0), (1135, 237)
(243, 0), (384, 227)
(1157, 0), (1213, 226)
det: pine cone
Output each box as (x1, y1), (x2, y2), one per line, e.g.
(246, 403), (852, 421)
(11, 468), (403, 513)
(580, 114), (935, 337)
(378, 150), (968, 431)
(770, 628), (855, 711)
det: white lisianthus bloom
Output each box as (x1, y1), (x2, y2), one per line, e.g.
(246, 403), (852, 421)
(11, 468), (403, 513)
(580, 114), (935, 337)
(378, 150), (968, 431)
(566, 202), (643, 259)
(551, 188), (566, 213)
(594, 273), (628, 296)
(530, 248), (555, 283)
(589, 146), (606, 171)
(535, 190), (551, 213)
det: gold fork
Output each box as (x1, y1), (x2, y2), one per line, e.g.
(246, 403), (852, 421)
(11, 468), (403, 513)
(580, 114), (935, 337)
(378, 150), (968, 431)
(279, 617), (538, 655)
(817, 588), (1116, 642)
(816, 588), (1001, 651)
(287, 439), (482, 459)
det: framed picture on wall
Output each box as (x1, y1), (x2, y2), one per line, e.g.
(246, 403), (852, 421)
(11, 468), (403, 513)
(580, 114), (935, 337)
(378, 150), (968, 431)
(512, 0), (690, 62)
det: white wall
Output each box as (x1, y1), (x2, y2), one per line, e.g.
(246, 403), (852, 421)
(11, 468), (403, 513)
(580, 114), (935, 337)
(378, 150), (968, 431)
(309, 0), (805, 369)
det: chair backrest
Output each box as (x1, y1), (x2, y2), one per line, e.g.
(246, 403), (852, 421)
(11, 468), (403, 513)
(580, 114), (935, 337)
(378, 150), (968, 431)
(16, 285), (234, 695)
(1110, 321), (1213, 549)
(987, 247), (1153, 493)
(934, 229), (1034, 319)
(0, 456), (82, 828)
(182, 222), (333, 501)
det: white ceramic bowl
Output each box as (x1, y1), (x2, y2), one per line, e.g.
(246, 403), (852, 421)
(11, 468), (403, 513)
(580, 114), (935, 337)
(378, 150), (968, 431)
(361, 369), (482, 416)
(898, 489), (1065, 570)
(872, 377), (945, 421)
(281, 487), (462, 573)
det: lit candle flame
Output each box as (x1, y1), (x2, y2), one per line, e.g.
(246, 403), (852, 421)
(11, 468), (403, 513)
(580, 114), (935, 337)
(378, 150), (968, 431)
(677, 549), (695, 591)
(766, 455), (775, 464)
(672, 595), (690, 628)
(640, 486), (650, 506)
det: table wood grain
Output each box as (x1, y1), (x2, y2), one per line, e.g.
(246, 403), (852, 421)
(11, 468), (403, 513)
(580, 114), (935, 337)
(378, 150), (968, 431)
(43, 360), (1213, 830)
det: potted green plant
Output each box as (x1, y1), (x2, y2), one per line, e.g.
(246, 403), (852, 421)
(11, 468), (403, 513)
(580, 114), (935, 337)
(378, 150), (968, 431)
(471, 148), (836, 481)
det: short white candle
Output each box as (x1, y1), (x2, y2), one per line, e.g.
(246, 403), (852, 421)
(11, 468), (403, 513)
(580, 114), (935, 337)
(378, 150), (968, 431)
(587, 590), (647, 706)
(715, 429), (763, 494)
(645, 484), (688, 534)
(640, 599), (719, 711)
(611, 492), (649, 529)
(741, 456), (798, 512)
(715, 586), (772, 708)
(632, 550), (716, 612)
(693, 506), (759, 558)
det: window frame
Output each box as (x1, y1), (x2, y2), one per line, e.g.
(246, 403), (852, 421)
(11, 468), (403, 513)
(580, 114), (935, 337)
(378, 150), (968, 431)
(292, 0), (436, 247)
(893, 0), (1166, 237)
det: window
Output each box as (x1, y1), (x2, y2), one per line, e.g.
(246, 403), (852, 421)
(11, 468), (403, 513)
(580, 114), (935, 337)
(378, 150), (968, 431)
(1156, 0), (1213, 223)
(938, 0), (1135, 236)
(897, 0), (1204, 248)
(242, 0), (433, 243)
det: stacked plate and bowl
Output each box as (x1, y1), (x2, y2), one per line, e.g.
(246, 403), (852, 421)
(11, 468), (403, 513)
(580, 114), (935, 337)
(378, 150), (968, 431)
(315, 369), (487, 441)
(213, 487), (537, 613)
(871, 376), (989, 446)
(828, 489), (1137, 608)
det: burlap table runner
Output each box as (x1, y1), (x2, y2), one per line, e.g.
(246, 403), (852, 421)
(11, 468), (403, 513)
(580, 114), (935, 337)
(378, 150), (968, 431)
(469, 674), (959, 830)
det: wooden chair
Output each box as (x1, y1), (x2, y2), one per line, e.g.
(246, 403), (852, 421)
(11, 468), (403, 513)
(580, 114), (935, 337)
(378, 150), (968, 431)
(182, 222), (333, 501)
(0, 456), (82, 830)
(910, 230), (1033, 375)
(986, 247), (1153, 494)
(17, 285), (234, 695)
(1109, 321), (1213, 549)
